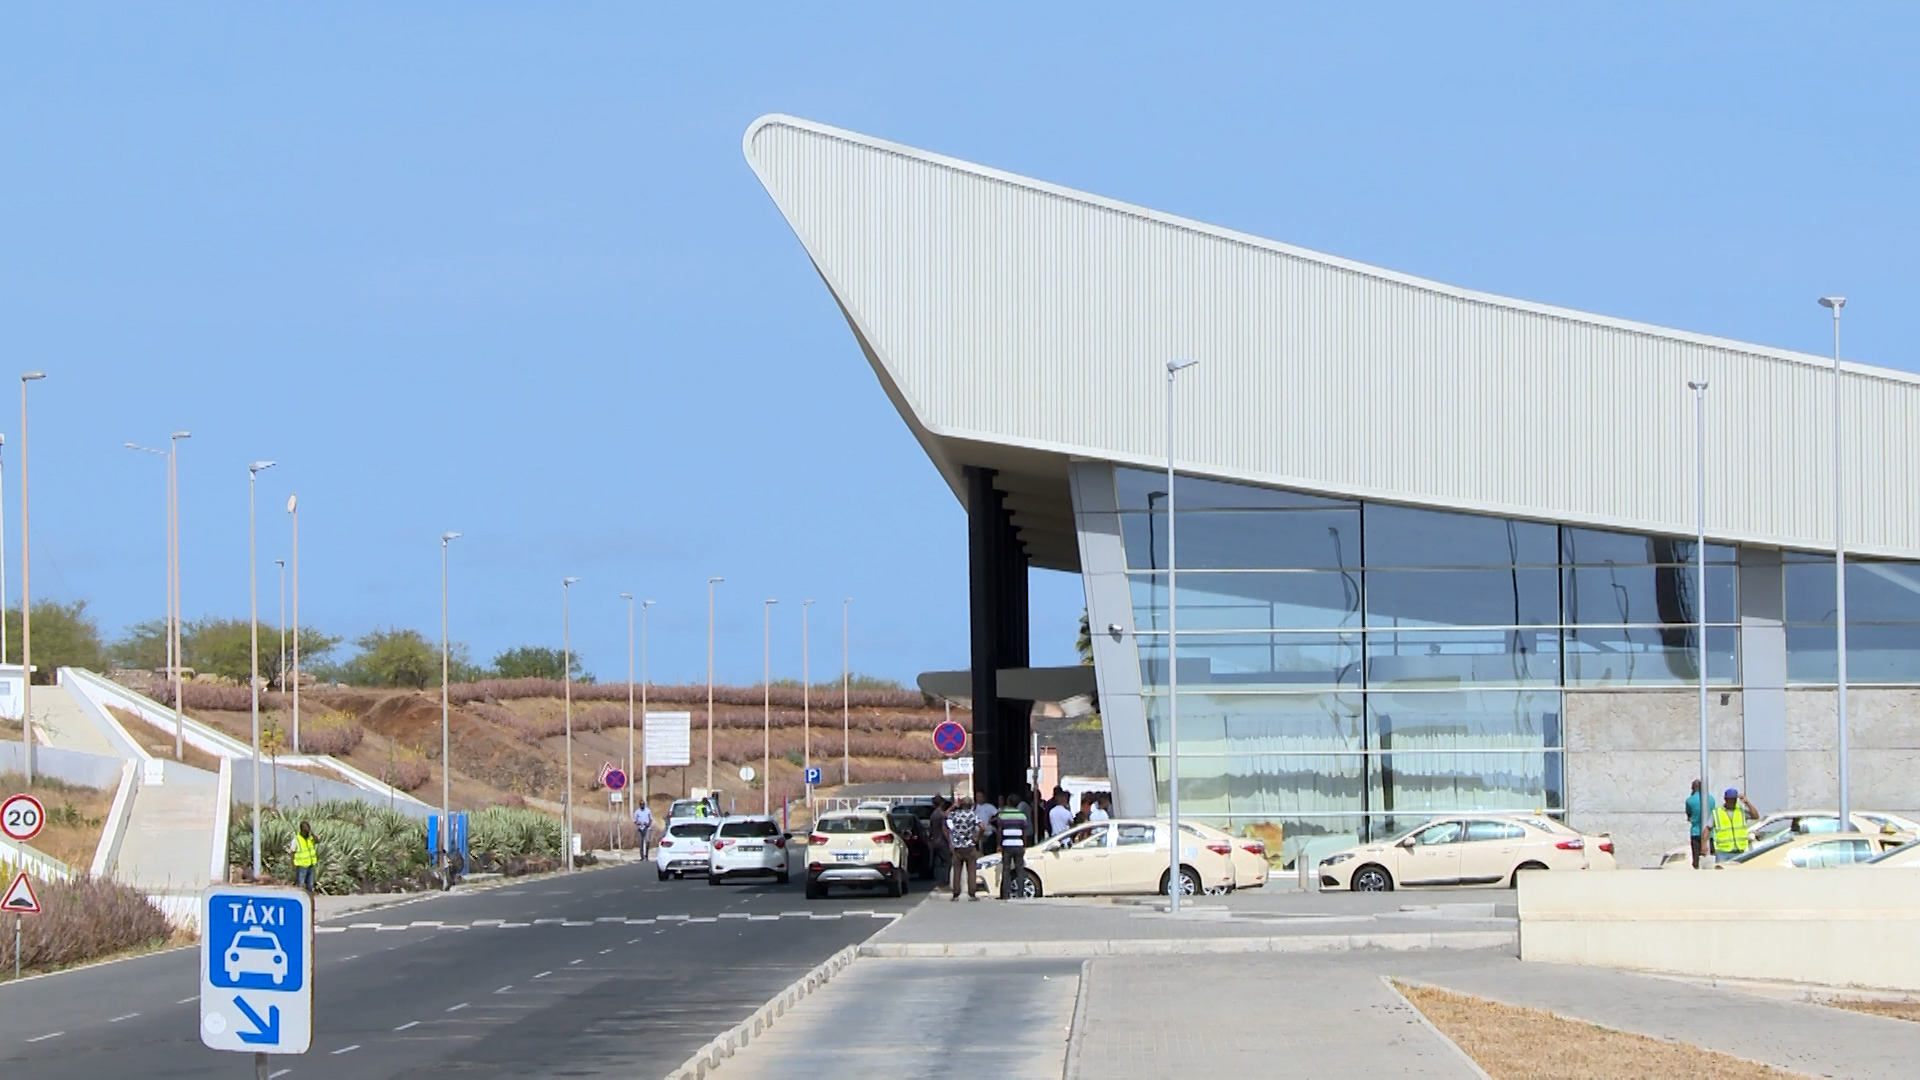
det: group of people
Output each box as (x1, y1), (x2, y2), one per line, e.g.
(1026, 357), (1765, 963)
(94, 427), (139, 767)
(927, 788), (1112, 900)
(1685, 779), (1761, 865)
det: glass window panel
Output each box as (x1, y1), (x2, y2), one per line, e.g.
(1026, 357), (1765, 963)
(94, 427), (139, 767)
(1150, 753), (1368, 822)
(1786, 561), (1920, 625)
(1365, 630), (1562, 688)
(1364, 505), (1558, 568)
(1139, 633), (1361, 690)
(1130, 572), (1359, 632)
(1786, 624), (1920, 684)
(1144, 693), (1364, 754)
(1115, 468), (1354, 512)
(1565, 626), (1738, 685)
(1562, 527), (1736, 565)
(1370, 751), (1562, 817)
(1563, 564), (1736, 626)
(1120, 509), (1361, 570)
(1365, 569), (1561, 627)
(1366, 690), (1563, 751)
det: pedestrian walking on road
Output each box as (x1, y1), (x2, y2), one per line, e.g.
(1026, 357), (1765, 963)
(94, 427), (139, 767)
(947, 796), (982, 901)
(291, 821), (318, 895)
(929, 796), (954, 883)
(1684, 780), (1707, 868)
(1710, 787), (1760, 859)
(996, 797), (1031, 900)
(633, 802), (654, 857)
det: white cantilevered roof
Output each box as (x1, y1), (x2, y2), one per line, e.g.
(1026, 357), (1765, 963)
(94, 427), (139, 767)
(745, 113), (1920, 572)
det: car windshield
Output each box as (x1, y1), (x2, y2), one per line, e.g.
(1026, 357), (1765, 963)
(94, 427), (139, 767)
(1726, 833), (1797, 864)
(669, 823), (717, 839)
(1867, 838), (1920, 865)
(819, 815), (888, 834)
(718, 820), (779, 838)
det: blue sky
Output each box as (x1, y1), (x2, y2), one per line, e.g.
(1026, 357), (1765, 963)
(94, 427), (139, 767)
(1, 7), (1916, 685)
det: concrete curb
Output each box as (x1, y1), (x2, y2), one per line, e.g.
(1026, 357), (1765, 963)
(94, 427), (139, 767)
(859, 928), (1516, 958)
(1062, 958), (1093, 1080)
(664, 944), (859, 1080)
(1379, 976), (1496, 1080)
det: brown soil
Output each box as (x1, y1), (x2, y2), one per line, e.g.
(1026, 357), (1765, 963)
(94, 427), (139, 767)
(1824, 999), (1920, 1023)
(0, 717), (20, 739)
(0, 771), (113, 871)
(1397, 983), (1808, 1079)
(106, 707), (226, 774)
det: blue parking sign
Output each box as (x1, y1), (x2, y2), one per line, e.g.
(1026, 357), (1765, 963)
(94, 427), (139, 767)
(202, 885), (313, 1054)
(804, 766), (822, 786)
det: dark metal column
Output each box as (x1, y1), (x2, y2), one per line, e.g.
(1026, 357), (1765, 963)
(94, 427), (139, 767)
(966, 466), (1032, 803)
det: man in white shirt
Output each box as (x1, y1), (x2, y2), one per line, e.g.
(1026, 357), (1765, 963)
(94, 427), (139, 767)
(1089, 795), (1111, 823)
(1047, 793), (1073, 837)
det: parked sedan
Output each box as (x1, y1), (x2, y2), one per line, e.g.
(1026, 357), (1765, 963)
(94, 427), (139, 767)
(1656, 810), (1920, 868)
(981, 819), (1235, 898)
(1715, 831), (1909, 869)
(1182, 822), (1270, 890)
(1864, 838), (1920, 868)
(804, 810), (910, 899)
(1319, 814), (1615, 892)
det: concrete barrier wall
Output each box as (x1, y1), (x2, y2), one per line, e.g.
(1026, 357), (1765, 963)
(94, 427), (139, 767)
(228, 760), (433, 820)
(1520, 867), (1920, 991)
(0, 739), (128, 789)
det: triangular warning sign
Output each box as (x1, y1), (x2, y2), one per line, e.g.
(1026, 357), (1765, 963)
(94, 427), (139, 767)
(2, 872), (40, 914)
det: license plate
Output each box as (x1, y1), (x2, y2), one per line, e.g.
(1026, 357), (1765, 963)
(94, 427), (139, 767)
(834, 851), (866, 862)
(738, 845), (763, 852)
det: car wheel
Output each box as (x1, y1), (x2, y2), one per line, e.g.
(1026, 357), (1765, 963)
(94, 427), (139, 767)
(1160, 867), (1201, 897)
(1351, 864), (1393, 892)
(1014, 870), (1042, 899)
(805, 879), (825, 900)
(1510, 861), (1548, 888)
(896, 869), (911, 896)
(656, 868), (666, 881)
(708, 873), (721, 886)
(776, 872), (790, 886)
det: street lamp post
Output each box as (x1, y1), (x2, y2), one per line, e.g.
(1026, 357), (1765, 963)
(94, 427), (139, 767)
(1688, 380), (1711, 864)
(247, 460), (277, 879)
(641, 599), (654, 805)
(125, 441), (173, 746)
(763, 598), (778, 815)
(274, 559), (286, 694)
(842, 598), (851, 786)
(18, 372), (44, 784)
(706, 576), (722, 793)
(170, 433), (190, 759)
(1164, 358), (1199, 912)
(803, 598), (814, 812)
(1820, 295), (1852, 829)
(0, 435), (7, 671)
(286, 493), (297, 755)
(563, 576), (580, 870)
(621, 592), (634, 827)
(440, 531), (461, 866)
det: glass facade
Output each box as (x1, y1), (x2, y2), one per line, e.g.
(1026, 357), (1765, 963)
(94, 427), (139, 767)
(1114, 467), (1738, 855)
(1784, 553), (1920, 685)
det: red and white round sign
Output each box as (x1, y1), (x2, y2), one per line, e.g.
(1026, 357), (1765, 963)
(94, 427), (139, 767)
(1, 793), (46, 843)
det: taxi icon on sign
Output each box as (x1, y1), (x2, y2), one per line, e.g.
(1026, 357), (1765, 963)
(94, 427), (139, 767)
(224, 927), (289, 985)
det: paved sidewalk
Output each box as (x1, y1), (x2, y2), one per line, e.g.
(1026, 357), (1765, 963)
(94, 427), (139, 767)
(30, 683), (119, 757)
(116, 761), (218, 895)
(714, 957), (1080, 1080)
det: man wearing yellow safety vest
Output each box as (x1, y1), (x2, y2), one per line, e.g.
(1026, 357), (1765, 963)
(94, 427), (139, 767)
(1708, 787), (1761, 860)
(291, 821), (319, 894)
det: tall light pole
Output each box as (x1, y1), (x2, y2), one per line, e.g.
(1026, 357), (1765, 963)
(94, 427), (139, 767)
(440, 531), (461, 861)
(762, 598), (778, 814)
(842, 597), (851, 786)
(125, 442), (172, 727)
(1165, 357), (1199, 912)
(1820, 294), (1852, 829)
(171, 432), (190, 759)
(562, 576), (580, 870)
(1688, 380), (1711, 863)
(0, 434), (8, 670)
(19, 371), (45, 784)
(286, 493), (298, 754)
(803, 598), (814, 811)
(247, 460), (277, 879)
(641, 599), (655, 805)
(274, 559), (286, 693)
(621, 592), (635, 819)
(706, 575), (722, 792)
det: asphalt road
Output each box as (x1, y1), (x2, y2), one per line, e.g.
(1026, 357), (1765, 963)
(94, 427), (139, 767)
(0, 862), (922, 1079)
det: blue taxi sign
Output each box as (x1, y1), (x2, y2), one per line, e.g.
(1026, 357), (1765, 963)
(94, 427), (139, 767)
(201, 885), (313, 1054)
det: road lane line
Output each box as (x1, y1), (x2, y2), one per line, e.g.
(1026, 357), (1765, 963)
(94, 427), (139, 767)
(598, 949), (612, 955)
(447, 1003), (469, 1012)
(494, 985), (513, 993)
(269, 1069), (291, 1078)
(627, 938), (640, 944)
(175, 997), (197, 1004)
(568, 959), (583, 965)
(394, 1021), (420, 1031)
(108, 1013), (139, 1023)
(534, 971), (552, 979)
(26, 1032), (63, 1042)
(332, 1044), (361, 1055)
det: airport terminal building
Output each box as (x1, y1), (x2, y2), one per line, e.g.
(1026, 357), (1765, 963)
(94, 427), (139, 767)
(747, 115), (1920, 865)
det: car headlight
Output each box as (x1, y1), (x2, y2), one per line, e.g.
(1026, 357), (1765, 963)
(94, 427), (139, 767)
(979, 856), (1000, 870)
(1319, 853), (1355, 867)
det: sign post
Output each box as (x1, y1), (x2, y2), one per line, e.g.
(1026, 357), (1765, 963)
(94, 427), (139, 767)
(202, 884), (314, 1069)
(602, 766), (627, 849)
(4, 871), (40, 981)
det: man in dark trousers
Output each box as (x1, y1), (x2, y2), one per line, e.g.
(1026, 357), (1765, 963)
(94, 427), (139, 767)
(929, 795), (953, 885)
(996, 796), (1032, 899)
(946, 796), (982, 901)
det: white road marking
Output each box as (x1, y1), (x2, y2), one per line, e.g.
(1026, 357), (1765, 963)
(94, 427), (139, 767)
(534, 971), (552, 979)
(332, 1044), (361, 1055)
(349, 922), (381, 930)
(315, 926), (346, 934)
(598, 949), (612, 955)
(533, 919), (564, 925)
(686, 917), (718, 923)
(394, 1021), (420, 1031)
(494, 985), (513, 994)
(108, 1013), (139, 1023)
(658, 914), (690, 921)
(624, 918), (655, 925)
(269, 1069), (291, 1078)
(626, 938), (641, 944)
(568, 959), (583, 965)
(175, 997), (197, 1005)
(748, 915), (780, 921)
(561, 921), (593, 927)
(718, 913), (750, 920)
(595, 917), (624, 923)
(447, 1003), (469, 1012)
(499, 922), (530, 928)
(26, 1032), (62, 1042)
(472, 919), (504, 926)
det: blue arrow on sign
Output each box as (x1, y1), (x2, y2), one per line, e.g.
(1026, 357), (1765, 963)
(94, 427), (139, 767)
(233, 997), (281, 1045)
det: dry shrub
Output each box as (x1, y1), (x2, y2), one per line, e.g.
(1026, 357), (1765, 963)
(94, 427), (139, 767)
(297, 711), (364, 756)
(448, 678), (925, 710)
(387, 750), (431, 792)
(0, 872), (172, 973)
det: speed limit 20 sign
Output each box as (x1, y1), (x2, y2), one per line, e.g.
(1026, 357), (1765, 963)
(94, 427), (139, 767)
(2, 793), (45, 842)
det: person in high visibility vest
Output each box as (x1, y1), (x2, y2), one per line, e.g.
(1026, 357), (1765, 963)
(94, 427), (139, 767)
(291, 821), (319, 894)
(1709, 787), (1760, 859)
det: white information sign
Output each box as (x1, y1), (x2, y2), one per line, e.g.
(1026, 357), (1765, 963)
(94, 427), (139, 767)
(941, 756), (974, 777)
(201, 885), (314, 1055)
(643, 711), (692, 768)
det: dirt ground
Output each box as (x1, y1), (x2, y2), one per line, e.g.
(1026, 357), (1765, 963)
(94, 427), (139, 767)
(0, 771), (112, 870)
(106, 706), (227, 774)
(1397, 983), (1807, 1079)
(1824, 998), (1920, 1023)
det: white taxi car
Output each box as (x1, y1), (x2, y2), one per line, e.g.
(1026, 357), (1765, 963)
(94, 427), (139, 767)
(982, 819), (1235, 898)
(708, 815), (790, 886)
(1318, 814), (1616, 891)
(655, 819), (717, 880)
(1183, 821), (1270, 890)
(804, 809), (909, 899)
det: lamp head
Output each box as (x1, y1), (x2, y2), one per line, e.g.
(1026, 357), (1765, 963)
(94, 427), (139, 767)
(1687, 381), (1709, 391)
(643, 599), (655, 608)
(563, 576), (580, 586)
(620, 592), (633, 600)
(1167, 358), (1199, 374)
(766, 598), (779, 605)
(1819, 295), (1846, 311)
(275, 558), (285, 568)
(249, 460), (276, 475)
(21, 371), (45, 382)
(710, 575), (724, 584)
(172, 431), (191, 441)
(442, 531), (461, 543)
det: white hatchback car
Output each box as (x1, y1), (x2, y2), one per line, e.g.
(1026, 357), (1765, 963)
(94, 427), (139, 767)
(708, 815), (790, 886)
(655, 819), (718, 880)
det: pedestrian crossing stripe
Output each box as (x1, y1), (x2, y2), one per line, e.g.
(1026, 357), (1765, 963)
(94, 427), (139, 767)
(2, 872), (40, 914)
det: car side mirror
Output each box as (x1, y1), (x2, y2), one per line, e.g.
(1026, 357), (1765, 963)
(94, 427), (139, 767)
(1397, 838), (1416, 850)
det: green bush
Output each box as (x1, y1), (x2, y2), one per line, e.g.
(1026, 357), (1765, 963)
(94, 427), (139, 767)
(227, 801), (565, 893)
(467, 806), (563, 870)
